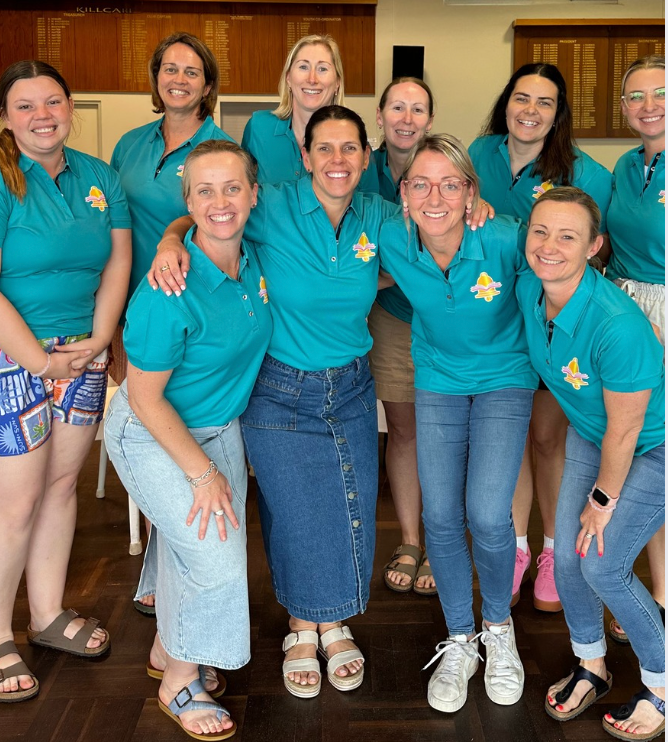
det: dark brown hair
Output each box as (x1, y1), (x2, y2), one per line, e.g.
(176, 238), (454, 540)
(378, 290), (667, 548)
(481, 63), (575, 185)
(0, 60), (72, 200)
(148, 33), (219, 121)
(529, 185), (601, 242)
(304, 105), (368, 152)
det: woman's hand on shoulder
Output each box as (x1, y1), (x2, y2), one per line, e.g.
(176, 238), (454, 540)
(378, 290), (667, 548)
(187, 467), (240, 541)
(465, 199), (495, 231)
(150, 235), (191, 297)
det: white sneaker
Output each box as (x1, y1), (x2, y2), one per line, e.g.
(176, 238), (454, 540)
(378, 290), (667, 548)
(423, 635), (481, 713)
(480, 618), (524, 705)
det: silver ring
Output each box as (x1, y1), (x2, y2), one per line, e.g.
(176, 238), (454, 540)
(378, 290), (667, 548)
(585, 533), (594, 539)
(214, 509), (225, 517)
(159, 265), (170, 273)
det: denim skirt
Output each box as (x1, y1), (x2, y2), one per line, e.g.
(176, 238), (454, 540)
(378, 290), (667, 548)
(104, 383), (250, 669)
(242, 354), (378, 622)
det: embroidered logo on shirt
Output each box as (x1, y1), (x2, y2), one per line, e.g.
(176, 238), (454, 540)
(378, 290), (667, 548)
(561, 358), (589, 390)
(470, 272), (502, 302)
(353, 233), (377, 262)
(85, 186), (108, 211)
(659, 190), (665, 205)
(177, 165), (184, 178)
(532, 180), (554, 199)
(258, 276), (269, 304)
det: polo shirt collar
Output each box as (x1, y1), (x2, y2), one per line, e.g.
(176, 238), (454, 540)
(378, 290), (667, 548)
(407, 220), (484, 264)
(185, 226), (247, 293)
(273, 115), (293, 138)
(296, 175), (364, 221)
(19, 147), (78, 178)
(549, 265), (596, 338)
(149, 116), (216, 146)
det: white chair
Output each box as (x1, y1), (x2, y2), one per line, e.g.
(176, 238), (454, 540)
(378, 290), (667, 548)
(96, 383), (143, 555)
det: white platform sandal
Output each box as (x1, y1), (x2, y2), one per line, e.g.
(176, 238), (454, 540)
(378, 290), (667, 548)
(282, 630), (321, 698)
(318, 625), (365, 691)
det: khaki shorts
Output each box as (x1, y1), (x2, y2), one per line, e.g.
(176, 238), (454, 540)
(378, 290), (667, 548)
(613, 278), (665, 348)
(368, 302), (415, 403)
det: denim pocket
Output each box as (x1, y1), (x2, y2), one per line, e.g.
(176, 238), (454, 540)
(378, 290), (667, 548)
(352, 371), (377, 413)
(241, 374), (300, 431)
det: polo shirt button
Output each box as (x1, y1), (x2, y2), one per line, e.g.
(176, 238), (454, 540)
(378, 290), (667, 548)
(248, 311), (254, 317)
(352, 519), (360, 528)
(337, 437), (346, 444)
(447, 295), (452, 300)
(242, 294), (248, 300)
(331, 256), (336, 262)
(342, 463), (352, 471)
(348, 491), (357, 500)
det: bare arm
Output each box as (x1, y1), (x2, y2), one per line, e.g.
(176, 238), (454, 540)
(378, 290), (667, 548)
(127, 361), (239, 540)
(148, 216), (195, 295)
(577, 387), (651, 557)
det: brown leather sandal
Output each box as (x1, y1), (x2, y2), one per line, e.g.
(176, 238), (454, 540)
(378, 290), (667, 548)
(413, 552), (438, 596)
(0, 640), (39, 703)
(383, 544), (422, 593)
(27, 608), (110, 658)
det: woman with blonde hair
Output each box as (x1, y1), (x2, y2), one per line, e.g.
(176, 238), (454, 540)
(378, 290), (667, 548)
(0, 60), (131, 701)
(606, 54), (665, 647)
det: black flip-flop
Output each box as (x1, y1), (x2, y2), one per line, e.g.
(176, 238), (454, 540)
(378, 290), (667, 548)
(545, 665), (613, 721)
(603, 688), (665, 741)
(133, 594), (156, 617)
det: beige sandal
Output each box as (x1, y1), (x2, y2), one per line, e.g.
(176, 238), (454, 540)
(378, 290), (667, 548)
(318, 625), (364, 692)
(414, 552), (438, 596)
(383, 544), (422, 593)
(282, 630), (321, 698)
(0, 641), (39, 703)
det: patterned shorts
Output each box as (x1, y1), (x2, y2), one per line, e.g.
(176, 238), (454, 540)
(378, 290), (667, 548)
(0, 333), (108, 457)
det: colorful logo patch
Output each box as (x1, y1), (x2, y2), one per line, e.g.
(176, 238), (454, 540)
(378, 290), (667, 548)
(258, 276), (269, 304)
(659, 190), (665, 205)
(561, 357), (589, 390)
(177, 165), (184, 178)
(532, 180), (554, 199)
(470, 272), (502, 302)
(85, 186), (108, 211)
(353, 233), (377, 262)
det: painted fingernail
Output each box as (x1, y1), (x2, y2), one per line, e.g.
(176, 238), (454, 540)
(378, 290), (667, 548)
(547, 696), (553, 703)
(598, 551), (603, 557)
(575, 549), (580, 554)
(580, 552), (585, 558)
(556, 704), (563, 711)
(180, 285), (186, 291)
(175, 290), (181, 297)
(165, 290), (172, 297)
(183, 272), (188, 278)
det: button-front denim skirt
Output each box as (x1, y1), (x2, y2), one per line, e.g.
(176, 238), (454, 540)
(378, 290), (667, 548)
(242, 354), (378, 622)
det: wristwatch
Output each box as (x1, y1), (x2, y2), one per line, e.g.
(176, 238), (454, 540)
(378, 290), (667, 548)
(591, 486), (616, 507)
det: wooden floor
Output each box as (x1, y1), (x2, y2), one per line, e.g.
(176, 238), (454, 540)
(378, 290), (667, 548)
(2, 439), (656, 742)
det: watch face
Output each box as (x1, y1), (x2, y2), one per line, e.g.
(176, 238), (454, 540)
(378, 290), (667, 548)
(592, 488), (609, 506)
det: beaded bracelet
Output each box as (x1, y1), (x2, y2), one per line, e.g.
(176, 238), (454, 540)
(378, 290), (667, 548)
(185, 460), (217, 487)
(33, 353), (51, 378)
(195, 469), (219, 488)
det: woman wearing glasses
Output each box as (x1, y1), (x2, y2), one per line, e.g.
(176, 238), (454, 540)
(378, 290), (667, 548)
(379, 135), (537, 713)
(606, 55), (665, 647)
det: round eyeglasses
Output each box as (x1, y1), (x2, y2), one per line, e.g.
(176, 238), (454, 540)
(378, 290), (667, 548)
(622, 88), (665, 109)
(404, 178), (470, 200)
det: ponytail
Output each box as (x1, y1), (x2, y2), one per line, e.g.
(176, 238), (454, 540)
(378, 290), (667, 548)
(0, 128), (25, 200)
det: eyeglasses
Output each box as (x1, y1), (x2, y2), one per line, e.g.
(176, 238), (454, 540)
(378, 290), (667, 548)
(404, 178), (470, 200)
(622, 88), (665, 108)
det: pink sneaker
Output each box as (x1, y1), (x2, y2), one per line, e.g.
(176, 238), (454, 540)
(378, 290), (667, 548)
(533, 548), (562, 612)
(511, 546), (531, 607)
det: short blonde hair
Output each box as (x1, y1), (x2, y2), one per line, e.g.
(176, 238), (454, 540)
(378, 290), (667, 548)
(274, 35), (344, 120)
(403, 134), (480, 213)
(621, 54), (665, 97)
(182, 140), (258, 201)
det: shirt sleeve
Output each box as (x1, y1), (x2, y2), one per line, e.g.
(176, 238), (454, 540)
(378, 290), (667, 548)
(597, 312), (664, 392)
(575, 160), (613, 233)
(241, 116), (255, 156)
(358, 159), (380, 194)
(101, 164), (132, 229)
(243, 183), (270, 244)
(124, 288), (192, 372)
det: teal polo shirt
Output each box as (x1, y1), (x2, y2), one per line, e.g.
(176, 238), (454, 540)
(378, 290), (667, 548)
(111, 116), (235, 300)
(244, 176), (398, 371)
(369, 146), (413, 324)
(607, 147), (665, 285)
(469, 134), (612, 230)
(124, 228), (272, 428)
(379, 212), (538, 395)
(0, 148), (131, 338)
(241, 109), (379, 192)
(516, 268), (665, 455)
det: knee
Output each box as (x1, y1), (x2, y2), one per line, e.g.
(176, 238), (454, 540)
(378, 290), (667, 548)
(386, 413), (417, 446)
(580, 553), (625, 594)
(531, 424), (565, 457)
(468, 511), (513, 551)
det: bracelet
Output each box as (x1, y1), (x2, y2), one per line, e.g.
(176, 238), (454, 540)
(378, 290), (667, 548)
(195, 469), (219, 488)
(587, 491), (618, 512)
(33, 353), (51, 378)
(185, 460), (217, 487)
